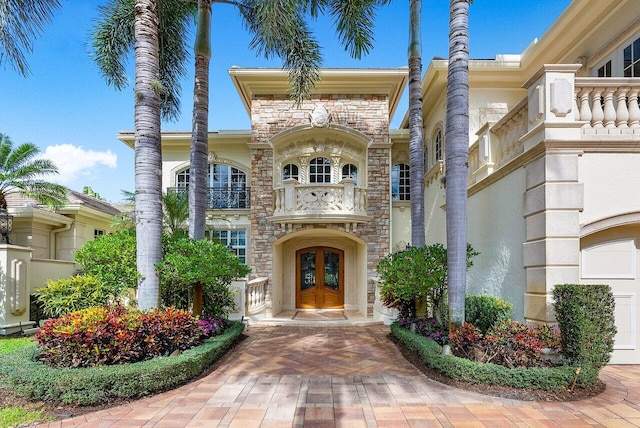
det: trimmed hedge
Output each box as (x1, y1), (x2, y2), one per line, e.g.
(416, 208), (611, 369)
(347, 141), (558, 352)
(0, 322), (244, 405)
(553, 283), (616, 369)
(390, 322), (599, 391)
(465, 295), (513, 334)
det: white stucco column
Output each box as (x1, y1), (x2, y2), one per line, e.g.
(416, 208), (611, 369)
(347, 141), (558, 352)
(523, 151), (583, 324)
(0, 244), (35, 335)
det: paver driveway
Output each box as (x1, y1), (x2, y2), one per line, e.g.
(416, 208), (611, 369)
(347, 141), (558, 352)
(38, 324), (640, 427)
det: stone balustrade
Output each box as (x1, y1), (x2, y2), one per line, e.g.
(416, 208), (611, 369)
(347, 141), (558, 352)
(246, 277), (267, 315)
(270, 178), (371, 227)
(466, 69), (640, 187)
(575, 78), (640, 133)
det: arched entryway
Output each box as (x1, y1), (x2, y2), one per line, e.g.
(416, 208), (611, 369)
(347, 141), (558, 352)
(296, 246), (344, 309)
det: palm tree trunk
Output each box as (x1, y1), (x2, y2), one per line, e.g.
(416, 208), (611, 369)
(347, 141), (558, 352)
(408, 0), (425, 248)
(189, 0), (211, 241)
(445, 0), (470, 331)
(134, 0), (163, 311)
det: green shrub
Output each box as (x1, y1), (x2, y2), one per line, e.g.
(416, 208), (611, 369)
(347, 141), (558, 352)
(465, 295), (513, 333)
(35, 306), (211, 368)
(74, 229), (138, 294)
(553, 284), (616, 369)
(0, 322), (244, 405)
(34, 274), (116, 318)
(391, 322), (598, 391)
(157, 237), (251, 318)
(377, 244), (478, 320)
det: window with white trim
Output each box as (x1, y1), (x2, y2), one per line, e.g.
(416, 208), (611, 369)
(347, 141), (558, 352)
(624, 37), (640, 77)
(283, 163), (299, 181)
(434, 129), (443, 162)
(309, 157), (331, 183)
(341, 163), (358, 183)
(392, 163), (410, 201)
(207, 229), (247, 264)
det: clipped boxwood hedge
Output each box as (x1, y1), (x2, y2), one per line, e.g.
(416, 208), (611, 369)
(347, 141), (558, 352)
(0, 322), (244, 405)
(390, 322), (599, 391)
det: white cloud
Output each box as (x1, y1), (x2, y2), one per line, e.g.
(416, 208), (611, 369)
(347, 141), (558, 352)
(40, 144), (118, 185)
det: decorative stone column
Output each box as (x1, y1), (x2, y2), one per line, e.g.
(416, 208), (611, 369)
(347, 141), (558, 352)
(521, 64), (585, 325)
(0, 245), (35, 335)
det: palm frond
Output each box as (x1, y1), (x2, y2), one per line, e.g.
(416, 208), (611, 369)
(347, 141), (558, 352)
(90, 0), (195, 121)
(0, 0), (61, 76)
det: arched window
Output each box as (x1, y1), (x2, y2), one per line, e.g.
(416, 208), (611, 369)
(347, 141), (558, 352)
(175, 164), (248, 208)
(177, 169), (189, 188)
(283, 163), (299, 181)
(341, 164), (358, 183)
(309, 157), (331, 183)
(392, 163), (410, 201)
(434, 129), (443, 162)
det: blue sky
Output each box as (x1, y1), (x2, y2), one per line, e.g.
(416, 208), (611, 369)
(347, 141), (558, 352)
(0, 0), (571, 202)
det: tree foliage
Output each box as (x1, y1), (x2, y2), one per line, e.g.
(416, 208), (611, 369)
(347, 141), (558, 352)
(156, 237), (251, 318)
(0, 133), (67, 209)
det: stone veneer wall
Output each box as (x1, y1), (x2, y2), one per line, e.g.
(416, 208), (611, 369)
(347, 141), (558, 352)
(249, 95), (391, 316)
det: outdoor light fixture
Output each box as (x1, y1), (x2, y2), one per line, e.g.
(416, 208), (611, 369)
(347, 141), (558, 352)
(0, 208), (13, 244)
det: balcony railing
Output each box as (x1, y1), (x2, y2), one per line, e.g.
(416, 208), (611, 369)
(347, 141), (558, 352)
(465, 66), (640, 188)
(269, 178), (371, 226)
(167, 187), (250, 209)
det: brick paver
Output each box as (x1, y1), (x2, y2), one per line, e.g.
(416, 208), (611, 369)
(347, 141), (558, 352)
(36, 323), (640, 427)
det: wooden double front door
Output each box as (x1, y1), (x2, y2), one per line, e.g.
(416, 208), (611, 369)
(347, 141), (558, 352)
(296, 247), (344, 309)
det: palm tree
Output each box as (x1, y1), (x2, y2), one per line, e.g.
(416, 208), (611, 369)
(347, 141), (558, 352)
(408, 0), (425, 247)
(92, 0), (194, 311)
(445, 0), (470, 331)
(0, 0), (61, 76)
(163, 190), (188, 237)
(188, 0), (392, 240)
(0, 133), (67, 209)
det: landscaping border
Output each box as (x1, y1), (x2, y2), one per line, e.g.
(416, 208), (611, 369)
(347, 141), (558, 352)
(0, 322), (244, 405)
(390, 322), (599, 392)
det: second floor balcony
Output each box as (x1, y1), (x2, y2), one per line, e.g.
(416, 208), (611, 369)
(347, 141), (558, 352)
(167, 187), (250, 210)
(268, 178), (371, 227)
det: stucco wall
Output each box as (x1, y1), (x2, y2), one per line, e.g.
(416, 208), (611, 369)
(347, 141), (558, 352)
(579, 153), (640, 227)
(467, 168), (527, 320)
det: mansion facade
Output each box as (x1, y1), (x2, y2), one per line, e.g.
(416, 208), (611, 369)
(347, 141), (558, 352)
(119, 0), (640, 364)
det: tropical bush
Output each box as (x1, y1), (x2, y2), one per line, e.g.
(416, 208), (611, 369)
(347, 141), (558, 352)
(34, 274), (115, 318)
(391, 323), (598, 391)
(74, 228), (138, 295)
(0, 323), (244, 405)
(377, 244), (478, 320)
(465, 294), (513, 333)
(553, 284), (616, 369)
(34, 306), (222, 368)
(397, 316), (448, 345)
(157, 237), (250, 318)
(449, 320), (561, 368)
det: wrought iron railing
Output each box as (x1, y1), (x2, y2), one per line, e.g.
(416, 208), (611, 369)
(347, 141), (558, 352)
(167, 187), (250, 209)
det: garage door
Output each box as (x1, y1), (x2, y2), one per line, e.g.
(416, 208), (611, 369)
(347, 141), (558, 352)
(581, 227), (640, 365)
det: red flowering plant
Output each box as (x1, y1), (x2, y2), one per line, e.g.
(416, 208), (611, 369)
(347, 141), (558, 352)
(449, 320), (562, 368)
(35, 305), (222, 368)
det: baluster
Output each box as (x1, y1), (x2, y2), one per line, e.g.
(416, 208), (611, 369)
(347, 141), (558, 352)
(578, 87), (593, 123)
(602, 88), (616, 128)
(591, 88), (604, 128)
(628, 88), (640, 128)
(275, 190), (281, 213)
(615, 87), (630, 128)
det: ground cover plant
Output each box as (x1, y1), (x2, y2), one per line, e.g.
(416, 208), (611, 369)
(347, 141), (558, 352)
(0, 336), (52, 427)
(35, 305), (221, 368)
(391, 284), (617, 400)
(0, 320), (244, 406)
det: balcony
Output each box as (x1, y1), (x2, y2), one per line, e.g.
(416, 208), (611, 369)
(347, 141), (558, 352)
(467, 65), (640, 188)
(268, 178), (371, 229)
(167, 187), (250, 210)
